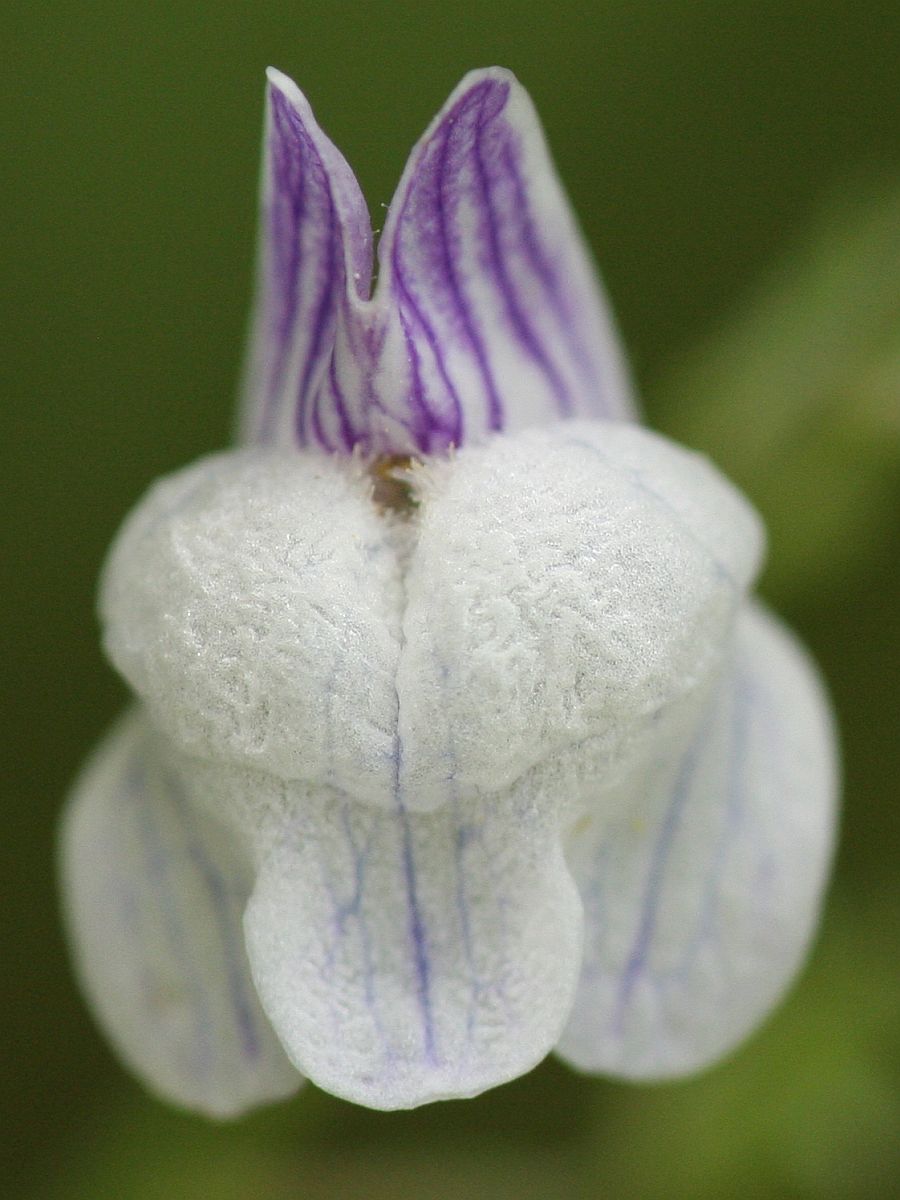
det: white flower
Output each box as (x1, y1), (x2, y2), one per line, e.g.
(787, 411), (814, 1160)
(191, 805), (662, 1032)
(60, 67), (838, 1116)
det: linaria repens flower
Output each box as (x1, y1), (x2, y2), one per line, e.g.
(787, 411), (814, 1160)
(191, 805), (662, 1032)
(61, 67), (838, 1116)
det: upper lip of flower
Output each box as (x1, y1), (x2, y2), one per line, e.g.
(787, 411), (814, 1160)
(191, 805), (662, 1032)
(240, 66), (638, 458)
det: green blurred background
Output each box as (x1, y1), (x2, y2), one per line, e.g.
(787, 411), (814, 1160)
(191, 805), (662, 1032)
(3, 2), (898, 1197)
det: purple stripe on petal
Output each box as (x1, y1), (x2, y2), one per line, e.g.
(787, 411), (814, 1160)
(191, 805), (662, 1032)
(396, 298), (463, 450)
(294, 160), (339, 445)
(257, 88), (308, 442)
(165, 769), (262, 1062)
(397, 802), (439, 1065)
(499, 136), (625, 415)
(126, 753), (215, 1077)
(431, 81), (506, 431)
(386, 81), (507, 442)
(392, 733), (439, 1065)
(613, 729), (704, 1031)
(374, 68), (636, 449)
(470, 85), (573, 416)
(239, 70), (374, 453)
(240, 67), (635, 458)
(327, 351), (358, 453)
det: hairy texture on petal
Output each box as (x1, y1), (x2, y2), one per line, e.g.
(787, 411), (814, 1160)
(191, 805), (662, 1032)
(239, 69), (374, 450)
(100, 425), (761, 818)
(99, 450), (404, 804)
(60, 710), (301, 1117)
(373, 68), (637, 449)
(556, 602), (837, 1078)
(398, 422), (763, 809)
(242, 773), (582, 1109)
(239, 68), (635, 455)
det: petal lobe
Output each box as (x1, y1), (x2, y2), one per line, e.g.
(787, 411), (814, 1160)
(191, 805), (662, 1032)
(60, 710), (301, 1117)
(557, 602), (837, 1078)
(244, 777), (582, 1109)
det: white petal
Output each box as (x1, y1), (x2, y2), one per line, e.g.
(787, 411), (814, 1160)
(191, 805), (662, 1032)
(243, 778), (582, 1109)
(397, 421), (763, 809)
(99, 450), (404, 806)
(555, 601), (838, 1078)
(60, 709), (301, 1117)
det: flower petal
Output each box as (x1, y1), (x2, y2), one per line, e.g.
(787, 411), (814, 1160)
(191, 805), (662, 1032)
(373, 68), (637, 451)
(239, 68), (634, 457)
(555, 601), (837, 1079)
(60, 709), (301, 1117)
(396, 421), (762, 810)
(243, 777), (583, 1109)
(239, 69), (374, 451)
(99, 449), (404, 806)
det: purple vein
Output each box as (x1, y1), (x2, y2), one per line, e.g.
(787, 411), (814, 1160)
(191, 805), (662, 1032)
(472, 94), (572, 416)
(392, 736), (438, 1065)
(258, 93), (307, 442)
(391, 225), (464, 448)
(295, 147), (340, 448)
(166, 771), (261, 1062)
(614, 727), (706, 1030)
(501, 141), (603, 403)
(400, 302), (457, 450)
(435, 651), (507, 1039)
(433, 84), (504, 431)
(325, 348), (356, 452)
(349, 309), (421, 453)
(128, 752), (214, 1076)
(332, 803), (394, 1056)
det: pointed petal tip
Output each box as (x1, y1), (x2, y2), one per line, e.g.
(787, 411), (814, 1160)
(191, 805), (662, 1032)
(420, 67), (523, 139)
(263, 67), (317, 123)
(264, 65), (299, 97)
(451, 64), (519, 91)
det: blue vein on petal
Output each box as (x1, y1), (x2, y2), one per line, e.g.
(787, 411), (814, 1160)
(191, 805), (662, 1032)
(265, 76), (625, 452)
(393, 732), (439, 1066)
(293, 127), (339, 449)
(338, 802), (387, 1036)
(268, 85), (359, 454)
(316, 611), (397, 1058)
(317, 799), (394, 1057)
(613, 721), (706, 1027)
(260, 87), (307, 444)
(323, 341), (357, 452)
(613, 656), (767, 1028)
(164, 768), (262, 1062)
(391, 195), (464, 450)
(668, 670), (751, 986)
(359, 315), (421, 449)
(499, 140), (604, 409)
(398, 300), (456, 450)
(435, 654), (513, 1041)
(126, 749), (214, 1078)
(471, 85), (573, 417)
(433, 80), (504, 433)
(391, 84), (517, 448)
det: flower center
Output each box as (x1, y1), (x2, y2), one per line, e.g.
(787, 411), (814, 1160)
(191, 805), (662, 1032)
(369, 455), (420, 515)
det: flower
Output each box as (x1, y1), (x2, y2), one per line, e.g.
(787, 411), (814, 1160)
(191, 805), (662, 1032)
(60, 66), (838, 1117)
